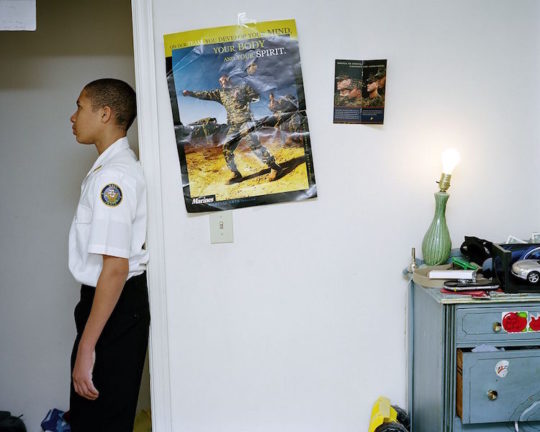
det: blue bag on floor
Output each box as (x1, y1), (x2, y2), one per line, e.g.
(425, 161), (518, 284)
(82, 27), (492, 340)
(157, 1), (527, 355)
(40, 409), (70, 432)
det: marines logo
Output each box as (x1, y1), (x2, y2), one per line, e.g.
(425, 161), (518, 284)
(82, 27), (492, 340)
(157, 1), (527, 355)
(101, 184), (123, 207)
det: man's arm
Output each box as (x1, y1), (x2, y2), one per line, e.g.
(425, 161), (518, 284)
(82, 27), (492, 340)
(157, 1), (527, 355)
(183, 89), (221, 103)
(243, 85), (259, 103)
(72, 255), (129, 400)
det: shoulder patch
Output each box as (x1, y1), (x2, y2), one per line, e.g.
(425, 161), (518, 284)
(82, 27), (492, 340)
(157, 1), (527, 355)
(100, 183), (123, 207)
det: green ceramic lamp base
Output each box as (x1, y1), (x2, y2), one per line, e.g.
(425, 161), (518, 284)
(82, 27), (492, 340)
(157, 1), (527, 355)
(422, 191), (451, 265)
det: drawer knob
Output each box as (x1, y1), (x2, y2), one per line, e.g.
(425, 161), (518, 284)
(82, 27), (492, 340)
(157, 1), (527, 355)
(487, 390), (498, 401)
(493, 322), (502, 333)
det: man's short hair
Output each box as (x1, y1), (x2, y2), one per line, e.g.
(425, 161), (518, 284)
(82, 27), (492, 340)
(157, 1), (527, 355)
(336, 74), (351, 82)
(84, 79), (137, 130)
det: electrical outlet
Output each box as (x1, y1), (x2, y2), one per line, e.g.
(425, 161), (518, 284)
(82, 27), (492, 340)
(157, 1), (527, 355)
(209, 211), (233, 243)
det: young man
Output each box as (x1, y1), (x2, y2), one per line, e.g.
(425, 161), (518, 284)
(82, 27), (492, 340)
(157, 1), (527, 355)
(362, 74), (385, 108)
(68, 79), (149, 431)
(334, 74), (362, 107)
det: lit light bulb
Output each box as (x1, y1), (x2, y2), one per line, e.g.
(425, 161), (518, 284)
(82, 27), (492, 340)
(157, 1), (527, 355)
(441, 148), (460, 175)
(438, 148), (460, 192)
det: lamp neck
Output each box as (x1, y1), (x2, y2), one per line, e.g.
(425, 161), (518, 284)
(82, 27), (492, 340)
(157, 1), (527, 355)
(433, 191), (449, 214)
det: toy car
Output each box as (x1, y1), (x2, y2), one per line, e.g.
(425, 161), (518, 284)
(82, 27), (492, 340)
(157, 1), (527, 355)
(511, 259), (540, 284)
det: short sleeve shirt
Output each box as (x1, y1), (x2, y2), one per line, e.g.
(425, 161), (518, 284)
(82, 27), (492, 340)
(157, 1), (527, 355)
(69, 138), (148, 287)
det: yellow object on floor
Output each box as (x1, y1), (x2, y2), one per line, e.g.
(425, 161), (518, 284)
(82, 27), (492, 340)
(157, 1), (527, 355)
(133, 409), (151, 432)
(368, 396), (398, 432)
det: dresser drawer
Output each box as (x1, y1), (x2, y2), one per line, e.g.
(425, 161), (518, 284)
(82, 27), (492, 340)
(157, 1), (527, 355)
(455, 306), (540, 344)
(457, 349), (540, 424)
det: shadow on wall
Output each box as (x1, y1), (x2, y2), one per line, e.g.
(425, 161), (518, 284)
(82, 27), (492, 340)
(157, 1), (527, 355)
(0, 0), (134, 90)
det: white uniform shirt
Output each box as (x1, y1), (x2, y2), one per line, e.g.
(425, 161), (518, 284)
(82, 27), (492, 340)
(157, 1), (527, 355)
(69, 137), (149, 287)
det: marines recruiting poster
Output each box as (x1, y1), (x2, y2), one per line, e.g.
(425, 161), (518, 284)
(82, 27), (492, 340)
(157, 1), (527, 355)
(333, 59), (387, 125)
(164, 19), (317, 212)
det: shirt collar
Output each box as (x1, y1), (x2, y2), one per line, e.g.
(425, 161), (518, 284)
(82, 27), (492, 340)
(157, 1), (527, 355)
(86, 137), (129, 178)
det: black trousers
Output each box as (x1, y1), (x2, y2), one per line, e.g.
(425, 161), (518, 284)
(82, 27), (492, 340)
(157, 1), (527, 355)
(70, 272), (150, 432)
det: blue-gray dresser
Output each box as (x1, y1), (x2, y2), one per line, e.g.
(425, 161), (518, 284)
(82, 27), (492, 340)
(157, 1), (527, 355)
(409, 283), (540, 431)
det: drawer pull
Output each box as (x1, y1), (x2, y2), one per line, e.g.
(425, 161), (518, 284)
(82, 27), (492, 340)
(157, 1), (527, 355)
(493, 322), (502, 333)
(487, 390), (498, 401)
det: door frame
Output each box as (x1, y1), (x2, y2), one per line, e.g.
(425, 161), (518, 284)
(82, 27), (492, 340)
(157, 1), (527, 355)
(131, 1), (173, 430)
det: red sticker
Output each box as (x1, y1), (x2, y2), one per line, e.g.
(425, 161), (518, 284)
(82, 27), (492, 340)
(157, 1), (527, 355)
(529, 315), (540, 332)
(502, 312), (528, 333)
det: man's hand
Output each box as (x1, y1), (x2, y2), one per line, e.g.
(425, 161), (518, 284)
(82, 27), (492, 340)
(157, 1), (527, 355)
(183, 90), (193, 97)
(72, 255), (128, 401)
(72, 347), (99, 400)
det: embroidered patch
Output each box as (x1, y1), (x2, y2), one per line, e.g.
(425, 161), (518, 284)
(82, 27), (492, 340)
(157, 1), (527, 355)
(100, 184), (123, 207)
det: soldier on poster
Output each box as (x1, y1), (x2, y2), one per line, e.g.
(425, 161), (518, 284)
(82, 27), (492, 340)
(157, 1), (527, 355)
(334, 74), (362, 107)
(362, 72), (385, 108)
(360, 60), (387, 124)
(268, 92), (306, 147)
(183, 74), (285, 184)
(164, 19), (317, 212)
(333, 59), (363, 124)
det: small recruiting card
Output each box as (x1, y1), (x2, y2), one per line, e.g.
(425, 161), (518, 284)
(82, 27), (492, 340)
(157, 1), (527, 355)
(333, 59), (387, 125)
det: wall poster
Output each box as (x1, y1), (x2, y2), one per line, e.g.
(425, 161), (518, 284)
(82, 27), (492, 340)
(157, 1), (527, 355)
(164, 19), (317, 212)
(333, 59), (387, 125)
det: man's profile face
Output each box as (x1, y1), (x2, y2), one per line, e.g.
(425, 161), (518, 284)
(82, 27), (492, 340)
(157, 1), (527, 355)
(337, 78), (352, 91)
(246, 63), (257, 75)
(219, 76), (230, 88)
(70, 90), (103, 145)
(367, 80), (378, 93)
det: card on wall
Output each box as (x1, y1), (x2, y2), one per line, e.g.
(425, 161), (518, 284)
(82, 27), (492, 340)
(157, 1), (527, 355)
(333, 59), (387, 125)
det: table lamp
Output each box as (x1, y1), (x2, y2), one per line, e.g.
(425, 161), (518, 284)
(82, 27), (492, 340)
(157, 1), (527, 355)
(422, 149), (460, 265)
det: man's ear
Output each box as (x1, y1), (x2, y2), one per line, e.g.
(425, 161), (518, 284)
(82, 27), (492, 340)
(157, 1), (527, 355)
(100, 106), (113, 124)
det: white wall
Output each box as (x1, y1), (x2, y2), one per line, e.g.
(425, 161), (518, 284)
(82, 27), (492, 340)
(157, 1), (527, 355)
(0, 1), (150, 430)
(147, 0), (540, 431)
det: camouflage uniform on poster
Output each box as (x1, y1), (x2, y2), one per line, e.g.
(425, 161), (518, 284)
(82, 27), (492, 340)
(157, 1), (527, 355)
(375, 69), (386, 97)
(183, 74), (284, 183)
(362, 73), (385, 108)
(362, 94), (384, 108)
(268, 93), (306, 146)
(334, 92), (362, 107)
(334, 74), (362, 107)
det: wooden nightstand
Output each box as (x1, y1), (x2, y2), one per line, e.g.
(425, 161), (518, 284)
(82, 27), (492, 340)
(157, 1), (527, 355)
(408, 283), (540, 431)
